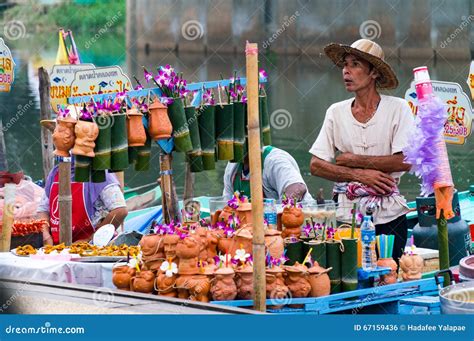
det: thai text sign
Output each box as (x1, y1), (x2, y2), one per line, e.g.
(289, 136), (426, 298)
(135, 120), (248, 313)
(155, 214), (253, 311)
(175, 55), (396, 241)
(0, 38), (15, 92)
(405, 81), (473, 145)
(49, 64), (95, 113)
(70, 66), (131, 98)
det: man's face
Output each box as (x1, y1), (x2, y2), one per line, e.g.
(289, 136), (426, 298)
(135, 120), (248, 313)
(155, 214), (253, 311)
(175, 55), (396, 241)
(342, 54), (377, 92)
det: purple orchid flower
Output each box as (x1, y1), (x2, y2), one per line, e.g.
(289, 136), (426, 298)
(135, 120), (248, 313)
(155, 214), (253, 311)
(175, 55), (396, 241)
(58, 107), (70, 118)
(134, 84), (144, 91)
(144, 69), (153, 82)
(227, 196), (239, 209)
(259, 69), (268, 80)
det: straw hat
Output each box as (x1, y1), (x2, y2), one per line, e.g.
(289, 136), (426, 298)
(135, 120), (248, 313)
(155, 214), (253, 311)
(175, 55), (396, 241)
(324, 39), (398, 89)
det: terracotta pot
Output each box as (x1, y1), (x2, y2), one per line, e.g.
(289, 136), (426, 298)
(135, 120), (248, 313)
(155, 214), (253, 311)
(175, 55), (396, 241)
(400, 254), (424, 281)
(140, 234), (165, 271)
(195, 227), (209, 261)
(281, 207), (304, 239)
(176, 274), (211, 302)
(155, 272), (177, 297)
(281, 206), (304, 228)
(236, 202), (253, 225)
(265, 229), (284, 258)
(148, 98), (172, 140)
(211, 267), (237, 301)
(307, 261), (331, 297)
(206, 230), (219, 262)
(265, 266), (289, 308)
(229, 228), (252, 256)
(131, 270), (155, 293)
(53, 117), (76, 157)
(284, 263), (311, 299)
(377, 257), (398, 285)
(235, 264), (254, 299)
(71, 119), (99, 157)
(217, 237), (233, 254)
(127, 107), (147, 147)
(217, 206), (235, 224)
(176, 236), (200, 275)
(112, 265), (136, 291)
(163, 234), (180, 263)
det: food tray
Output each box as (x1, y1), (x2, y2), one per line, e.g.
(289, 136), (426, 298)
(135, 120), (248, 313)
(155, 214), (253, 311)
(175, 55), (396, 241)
(70, 256), (127, 263)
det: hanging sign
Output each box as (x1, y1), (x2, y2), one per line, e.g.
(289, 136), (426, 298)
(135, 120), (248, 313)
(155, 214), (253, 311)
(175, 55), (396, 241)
(49, 64), (95, 113)
(405, 80), (473, 145)
(0, 38), (15, 92)
(70, 65), (131, 99)
(467, 60), (474, 100)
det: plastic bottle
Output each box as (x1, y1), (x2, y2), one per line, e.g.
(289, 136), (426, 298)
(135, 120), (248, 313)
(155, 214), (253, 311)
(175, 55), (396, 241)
(263, 198), (277, 230)
(360, 215), (377, 270)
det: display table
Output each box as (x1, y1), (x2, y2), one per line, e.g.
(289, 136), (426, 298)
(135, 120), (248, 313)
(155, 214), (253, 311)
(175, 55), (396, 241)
(0, 252), (114, 288)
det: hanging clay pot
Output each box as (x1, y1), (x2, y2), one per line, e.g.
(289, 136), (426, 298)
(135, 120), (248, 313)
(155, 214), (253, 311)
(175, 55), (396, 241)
(307, 261), (331, 297)
(112, 264), (136, 291)
(155, 271), (178, 297)
(210, 267), (237, 301)
(71, 119), (99, 157)
(131, 270), (155, 293)
(53, 117), (77, 157)
(281, 206), (304, 239)
(148, 98), (173, 140)
(399, 253), (424, 281)
(265, 229), (284, 259)
(176, 236), (200, 275)
(377, 257), (398, 285)
(236, 202), (253, 225)
(127, 106), (147, 147)
(229, 228), (252, 256)
(235, 264), (254, 300)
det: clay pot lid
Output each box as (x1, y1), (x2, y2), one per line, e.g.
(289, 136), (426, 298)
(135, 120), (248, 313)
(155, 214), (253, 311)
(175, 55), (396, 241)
(284, 262), (308, 273)
(237, 202), (252, 211)
(266, 266), (284, 273)
(127, 106), (142, 116)
(235, 264), (253, 273)
(235, 228), (252, 239)
(215, 267), (235, 275)
(265, 229), (281, 236)
(149, 98), (167, 110)
(308, 262), (329, 274)
(40, 119), (57, 132)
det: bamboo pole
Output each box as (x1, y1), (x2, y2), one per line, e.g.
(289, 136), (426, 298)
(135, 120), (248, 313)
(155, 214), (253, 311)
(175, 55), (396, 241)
(246, 42), (266, 312)
(0, 118), (7, 171)
(437, 210), (450, 287)
(183, 162), (194, 201)
(38, 67), (54, 180)
(58, 159), (72, 245)
(1, 183), (16, 252)
(160, 152), (179, 223)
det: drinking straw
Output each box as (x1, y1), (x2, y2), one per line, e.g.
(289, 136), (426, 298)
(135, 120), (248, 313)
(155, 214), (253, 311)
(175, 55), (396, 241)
(350, 203), (357, 239)
(376, 236), (381, 257)
(303, 248), (313, 265)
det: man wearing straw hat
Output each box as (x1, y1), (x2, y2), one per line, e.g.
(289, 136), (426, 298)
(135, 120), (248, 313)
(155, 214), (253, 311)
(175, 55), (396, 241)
(309, 39), (414, 263)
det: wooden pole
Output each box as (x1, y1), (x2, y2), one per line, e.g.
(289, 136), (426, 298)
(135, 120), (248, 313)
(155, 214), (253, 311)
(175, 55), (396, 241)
(246, 42), (266, 312)
(0, 118), (7, 171)
(38, 67), (54, 180)
(183, 162), (194, 201)
(58, 158), (72, 245)
(160, 152), (179, 224)
(1, 183), (16, 252)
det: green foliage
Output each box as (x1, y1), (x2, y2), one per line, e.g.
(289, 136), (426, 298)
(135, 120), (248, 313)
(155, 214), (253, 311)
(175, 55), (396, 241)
(2, 0), (125, 34)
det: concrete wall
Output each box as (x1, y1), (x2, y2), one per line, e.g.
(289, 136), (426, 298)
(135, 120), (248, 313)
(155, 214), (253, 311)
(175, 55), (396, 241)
(127, 0), (473, 59)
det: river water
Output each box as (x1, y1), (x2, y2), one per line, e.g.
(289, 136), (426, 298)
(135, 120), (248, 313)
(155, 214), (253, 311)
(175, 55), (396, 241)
(1, 36), (473, 202)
